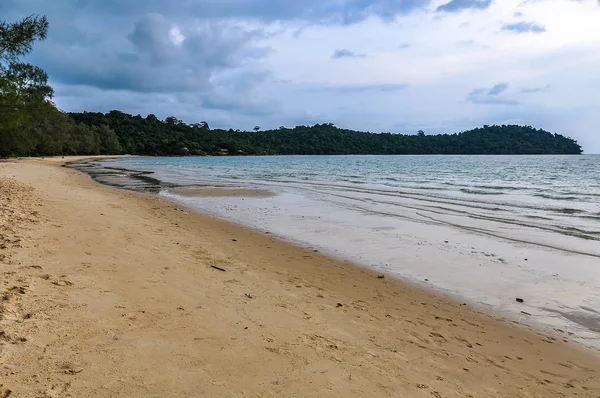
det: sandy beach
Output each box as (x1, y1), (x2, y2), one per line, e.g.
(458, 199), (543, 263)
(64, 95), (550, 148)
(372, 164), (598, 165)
(2, 157), (600, 397)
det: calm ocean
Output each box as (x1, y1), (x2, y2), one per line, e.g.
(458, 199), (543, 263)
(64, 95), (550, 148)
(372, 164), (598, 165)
(98, 155), (600, 347)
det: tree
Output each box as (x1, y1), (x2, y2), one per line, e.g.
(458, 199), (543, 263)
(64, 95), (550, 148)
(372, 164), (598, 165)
(32, 106), (70, 155)
(0, 15), (48, 61)
(0, 15), (52, 114)
(253, 125), (261, 132)
(3, 62), (53, 100)
(98, 125), (122, 154)
(0, 14), (53, 156)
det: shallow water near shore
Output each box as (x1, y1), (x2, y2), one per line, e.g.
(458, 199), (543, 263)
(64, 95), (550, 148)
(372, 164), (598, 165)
(76, 155), (600, 348)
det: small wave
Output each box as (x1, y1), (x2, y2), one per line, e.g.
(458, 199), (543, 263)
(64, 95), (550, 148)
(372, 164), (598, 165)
(342, 175), (364, 179)
(534, 194), (581, 201)
(564, 192), (600, 198)
(559, 226), (600, 236)
(474, 185), (524, 191)
(555, 208), (584, 215)
(444, 182), (523, 192)
(413, 186), (446, 191)
(578, 212), (600, 221)
(459, 188), (503, 195)
(525, 215), (553, 220)
(578, 216), (600, 222)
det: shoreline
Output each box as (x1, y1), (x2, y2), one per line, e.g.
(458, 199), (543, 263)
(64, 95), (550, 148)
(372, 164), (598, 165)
(70, 157), (600, 258)
(77, 156), (600, 349)
(2, 156), (600, 396)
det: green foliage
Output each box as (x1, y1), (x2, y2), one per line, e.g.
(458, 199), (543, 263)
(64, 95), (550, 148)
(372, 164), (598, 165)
(1, 14), (56, 157)
(69, 111), (583, 156)
(0, 15), (123, 157)
(98, 124), (123, 154)
(0, 15), (48, 60)
(3, 62), (54, 99)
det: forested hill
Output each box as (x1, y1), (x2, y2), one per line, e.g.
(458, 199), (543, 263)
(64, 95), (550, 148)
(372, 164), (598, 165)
(64, 111), (583, 156)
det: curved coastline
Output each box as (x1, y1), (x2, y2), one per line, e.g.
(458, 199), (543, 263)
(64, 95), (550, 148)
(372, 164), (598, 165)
(69, 156), (600, 350)
(2, 156), (600, 396)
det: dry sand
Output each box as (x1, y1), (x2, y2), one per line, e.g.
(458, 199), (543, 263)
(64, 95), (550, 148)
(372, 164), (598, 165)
(1, 157), (600, 397)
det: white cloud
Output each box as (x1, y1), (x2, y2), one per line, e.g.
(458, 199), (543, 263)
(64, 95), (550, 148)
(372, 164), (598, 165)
(169, 26), (185, 46)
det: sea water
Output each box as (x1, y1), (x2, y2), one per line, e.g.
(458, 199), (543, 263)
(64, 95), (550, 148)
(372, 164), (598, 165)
(99, 155), (600, 348)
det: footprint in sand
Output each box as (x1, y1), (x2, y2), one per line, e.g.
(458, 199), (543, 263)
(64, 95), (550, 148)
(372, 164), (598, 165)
(43, 382), (71, 398)
(41, 274), (73, 286)
(0, 386), (12, 398)
(429, 332), (447, 343)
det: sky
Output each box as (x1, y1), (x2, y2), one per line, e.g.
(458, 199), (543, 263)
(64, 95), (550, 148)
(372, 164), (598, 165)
(3, 0), (600, 152)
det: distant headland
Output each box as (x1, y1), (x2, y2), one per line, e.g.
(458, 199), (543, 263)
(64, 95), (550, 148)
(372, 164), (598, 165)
(61, 111), (582, 157)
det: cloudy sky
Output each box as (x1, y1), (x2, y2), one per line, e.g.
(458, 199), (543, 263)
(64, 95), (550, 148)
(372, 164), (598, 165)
(4, 0), (600, 152)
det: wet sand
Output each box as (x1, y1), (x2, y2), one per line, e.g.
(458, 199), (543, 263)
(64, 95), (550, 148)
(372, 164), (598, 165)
(2, 157), (600, 397)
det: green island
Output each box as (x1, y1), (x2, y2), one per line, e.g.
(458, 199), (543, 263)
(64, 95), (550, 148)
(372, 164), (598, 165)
(1, 15), (583, 157)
